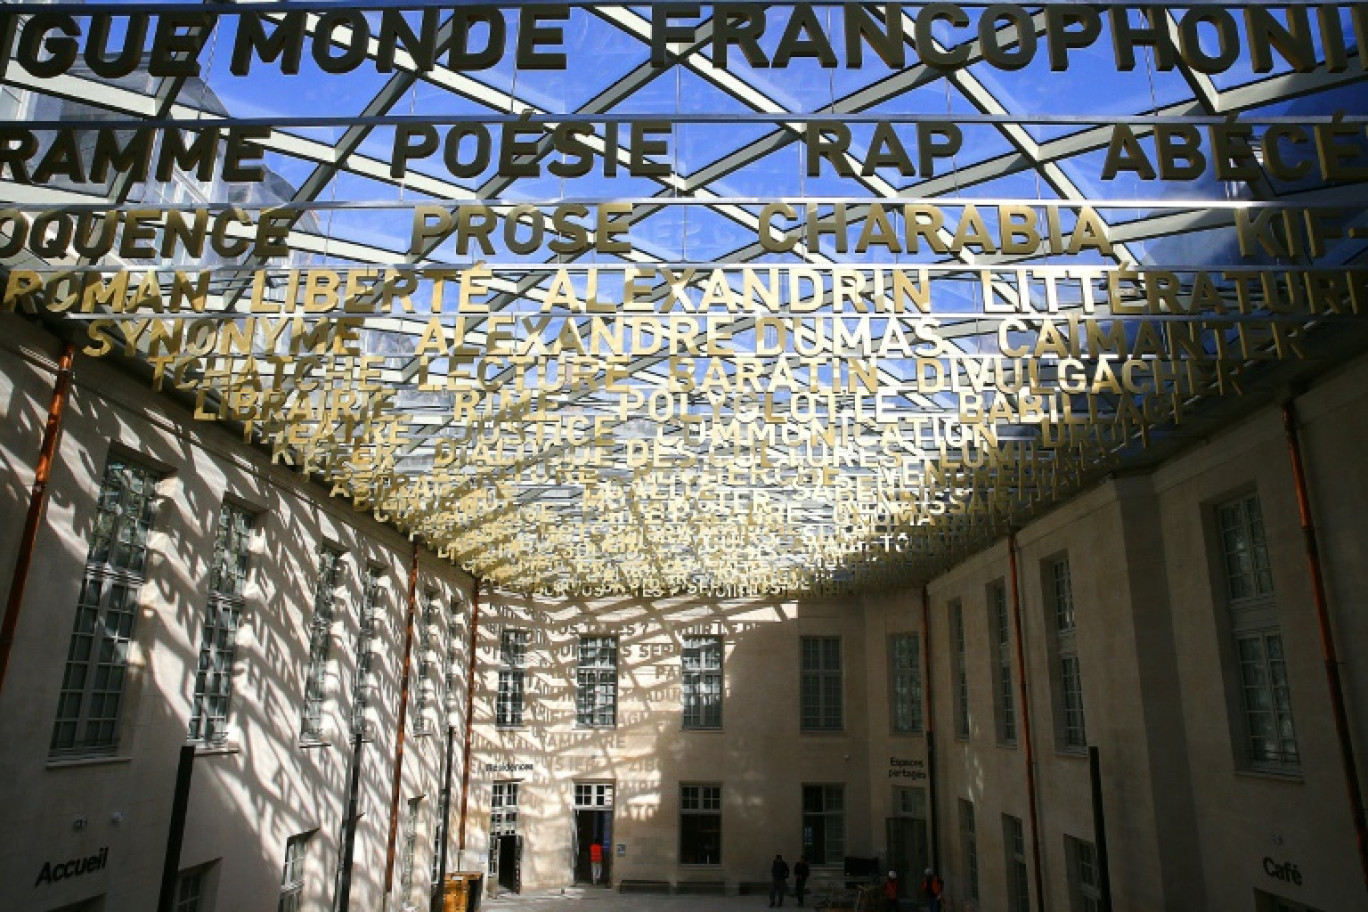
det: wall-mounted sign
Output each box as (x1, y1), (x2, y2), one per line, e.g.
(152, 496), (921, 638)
(484, 762), (534, 774)
(34, 846), (109, 887)
(889, 757), (927, 781)
(1262, 857), (1304, 887)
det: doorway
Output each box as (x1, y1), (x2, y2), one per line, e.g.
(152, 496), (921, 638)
(572, 782), (614, 886)
(496, 834), (521, 893)
(489, 781), (521, 894)
(888, 786), (929, 882)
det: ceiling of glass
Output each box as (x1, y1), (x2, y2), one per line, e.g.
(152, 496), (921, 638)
(3, 1), (1367, 597)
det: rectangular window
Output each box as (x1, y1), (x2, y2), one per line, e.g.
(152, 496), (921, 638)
(1217, 493), (1300, 771)
(431, 810), (445, 887)
(188, 502), (253, 745)
(801, 637), (843, 731)
(682, 635), (723, 729)
(1237, 631), (1299, 766)
(951, 603), (969, 740)
(301, 547), (342, 740)
(175, 867), (204, 912)
(575, 782), (614, 807)
(278, 832), (311, 912)
(400, 797), (421, 902)
(1004, 815), (1029, 912)
(989, 581), (1017, 745)
(414, 590), (440, 733)
(1061, 655), (1087, 749)
(1048, 556), (1087, 752)
(496, 629), (526, 727)
(1218, 493), (1274, 602)
(577, 636), (618, 727)
(352, 566), (383, 738)
(889, 634), (923, 735)
(960, 798), (979, 901)
(488, 782), (520, 878)
(1051, 556), (1076, 633)
(1066, 835), (1102, 912)
(52, 458), (161, 756)
(679, 784), (722, 865)
(801, 784), (845, 865)
(444, 598), (464, 719)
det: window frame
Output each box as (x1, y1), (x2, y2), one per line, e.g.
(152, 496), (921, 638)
(950, 602), (970, 740)
(959, 798), (979, 902)
(400, 796), (422, 904)
(889, 633), (923, 735)
(989, 580), (1017, 746)
(189, 501), (254, 746)
(1213, 491), (1301, 774)
(1044, 554), (1087, 754)
(488, 781), (520, 878)
(800, 636), (844, 732)
(1065, 835), (1102, 912)
(351, 565), (384, 739)
(51, 456), (163, 758)
(1004, 814), (1030, 912)
(800, 783), (846, 865)
(301, 547), (343, 742)
(679, 783), (723, 866)
(576, 635), (619, 728)
(496, 629), (527, 728)
(278, 832), (312, 912)
(682, 634), (723, 730)
(413, 589), (441, 734)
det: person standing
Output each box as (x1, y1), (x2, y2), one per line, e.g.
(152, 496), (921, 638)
(590, 841), (604, 885)
(793, 855), (811, 906)
(769, 854), (790, 907)
(884, 871), (900, 912)
(919, 868), (943, 912)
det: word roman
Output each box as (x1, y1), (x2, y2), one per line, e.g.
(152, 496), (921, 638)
(5, 4), (1364, 80)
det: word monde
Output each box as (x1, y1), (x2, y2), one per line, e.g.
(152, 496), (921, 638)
(4, 4), (1365, 80)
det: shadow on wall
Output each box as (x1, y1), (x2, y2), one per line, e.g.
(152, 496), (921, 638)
(0, 341), (471, 911)
(468, 588), (874, 892)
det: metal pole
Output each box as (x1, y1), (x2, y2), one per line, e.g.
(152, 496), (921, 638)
(1282, 401), (1368, 897)
(920, 586), (940, 875)
(0, 341), (76, 698)
(434, 724), (456, 910)
(457, 580), (482, 866)
(385, 543), (421, 902)
(336, 730), (364, 912)
(1088, 747), (1113, 912)
(156, 744), (197, 912)
(1008, 531), (1046, 912)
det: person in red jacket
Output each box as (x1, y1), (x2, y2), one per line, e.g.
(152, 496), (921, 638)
(919, 869), (943, 912)
(884, 871), (900, 912)
(590, 841), (604, 885)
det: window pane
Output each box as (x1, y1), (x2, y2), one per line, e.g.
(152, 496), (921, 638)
(801, 637), (842, 731)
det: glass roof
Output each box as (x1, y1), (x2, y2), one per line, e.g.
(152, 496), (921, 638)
(3, 1), (1367, 597)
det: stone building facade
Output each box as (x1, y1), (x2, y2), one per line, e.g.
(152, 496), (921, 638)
(2, 309), (1365, 911)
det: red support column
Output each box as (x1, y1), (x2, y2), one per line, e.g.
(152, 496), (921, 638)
(1008, 531), (1046, 912)
(0, 341), (76, 698)
(1282, 401), (1368, 897)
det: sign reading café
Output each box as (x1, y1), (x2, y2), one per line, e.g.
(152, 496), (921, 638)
(2, 2), (1365, 597)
